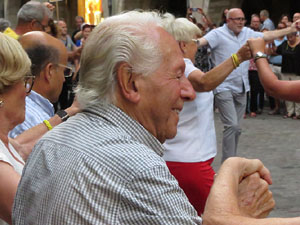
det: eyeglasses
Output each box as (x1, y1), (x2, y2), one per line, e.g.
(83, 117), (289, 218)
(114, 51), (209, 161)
(229, 17), (247, 22)
(34, 20), (48, 31)
(56, 64), (74, 78)
(24, 75), (35, 94)
(191, 39), (200, 47)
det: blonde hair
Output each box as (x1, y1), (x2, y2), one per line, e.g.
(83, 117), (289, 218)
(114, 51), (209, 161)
(161, 14), (202, 42)
(0, 33), (31, 93)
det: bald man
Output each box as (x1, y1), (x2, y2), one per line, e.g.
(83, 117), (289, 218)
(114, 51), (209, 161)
(197, 8), (300, 163)
(9, 31), (72, 138)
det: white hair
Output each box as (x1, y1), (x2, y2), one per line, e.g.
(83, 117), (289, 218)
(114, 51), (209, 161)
(162, 14), (201, 42)
(76, 11), (164, 108)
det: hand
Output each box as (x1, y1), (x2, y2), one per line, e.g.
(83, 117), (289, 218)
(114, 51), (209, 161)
(236, 42), (252, 63)
(65, 97), (81, 116)
(247, 38), (266, 57)
(238, 172), (275, 218)
(222, 157), (273, 185)
(197, 8), (204, 14)
(43, 2), (55, 12)
(291, 19), (300, 32)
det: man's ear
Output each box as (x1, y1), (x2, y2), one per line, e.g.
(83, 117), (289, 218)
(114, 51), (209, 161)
(117, 63), (140, 103)
(179, 41), (187, 54)
(43, 63), (54, 83)
(30, 19), (37, 31)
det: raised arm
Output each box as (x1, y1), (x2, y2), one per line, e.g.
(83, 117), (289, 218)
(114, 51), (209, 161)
(247, 37), (300, 102)
(188, 43), (251, 92)
(263, 19), (300, 41)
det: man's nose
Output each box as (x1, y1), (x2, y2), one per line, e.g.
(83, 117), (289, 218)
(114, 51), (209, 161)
(180, 76), (196, 101)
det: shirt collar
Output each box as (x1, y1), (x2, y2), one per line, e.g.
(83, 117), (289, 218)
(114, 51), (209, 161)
(84, 102), (165, 157)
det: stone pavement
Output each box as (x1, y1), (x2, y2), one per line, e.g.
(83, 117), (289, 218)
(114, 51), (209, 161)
(212, 111), (300, 218)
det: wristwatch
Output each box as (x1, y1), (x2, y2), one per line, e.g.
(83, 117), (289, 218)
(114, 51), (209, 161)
(254, 51), (267, 62)
(56, 110), (70, 122)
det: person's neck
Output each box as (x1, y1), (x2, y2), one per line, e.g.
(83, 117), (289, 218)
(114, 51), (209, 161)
(32, 86), (53, 103)
(14, 24), (30, 36)
(61, 35), (67, 40)
(0, 115), (12, 147)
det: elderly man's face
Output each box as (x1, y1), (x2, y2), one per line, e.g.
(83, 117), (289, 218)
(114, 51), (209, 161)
(227, 9), (246, 35)
(137, 28), (195, 143)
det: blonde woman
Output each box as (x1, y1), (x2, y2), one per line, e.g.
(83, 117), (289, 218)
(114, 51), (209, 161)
(0, 33), (32, 224)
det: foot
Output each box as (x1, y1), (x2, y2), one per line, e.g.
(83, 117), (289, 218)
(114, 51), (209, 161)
(250, 112), (256, 117)
(292, 115), (300, 120)
(283, 113), (293, 119)
(256, 109), (263, 114)
(268, 109), (280, 115)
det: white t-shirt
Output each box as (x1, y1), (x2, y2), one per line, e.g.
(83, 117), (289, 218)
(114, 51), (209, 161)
(0, 139), (24, 175)
(163, 58), (217, 162)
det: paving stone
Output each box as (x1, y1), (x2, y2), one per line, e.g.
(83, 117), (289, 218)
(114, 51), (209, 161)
(213, 111), (300, 218)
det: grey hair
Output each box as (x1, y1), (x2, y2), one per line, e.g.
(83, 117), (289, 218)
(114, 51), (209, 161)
(260, 10), (269, 18)
(162, 14), (202, 42)
(0, 18), (11, 32)
(17, 1), (52, 24)
(76, 11), (164, 108)
(0, 33), (31, 93)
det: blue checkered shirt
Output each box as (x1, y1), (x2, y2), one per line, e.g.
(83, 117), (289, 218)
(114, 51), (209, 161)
(13, 102), (202, 224)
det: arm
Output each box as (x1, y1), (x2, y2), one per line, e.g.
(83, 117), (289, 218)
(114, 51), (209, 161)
(263, 19), (300, 41)
(198, 37), (209, 47)
(248, 38), (300, 102)
(0, 162), (20, 224)
(198, 8), (214, 29)
(203, 157), (300, 225)
(188, 43), (251, 92)
(12, 100), (80, 161)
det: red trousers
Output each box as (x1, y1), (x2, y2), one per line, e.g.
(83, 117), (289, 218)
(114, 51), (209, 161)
(166, 158), (215, 216)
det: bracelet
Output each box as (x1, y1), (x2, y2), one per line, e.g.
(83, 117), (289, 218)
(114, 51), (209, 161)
(231, 53), (240, 68)
(43, 120), (53, 130)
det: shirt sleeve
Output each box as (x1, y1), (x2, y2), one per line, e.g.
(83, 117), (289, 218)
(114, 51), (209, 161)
(119, 165), (202, 225)
(184, 59), (199, 77)
(247, 27), (264, 38)
(203, 28), (219, 49)
(0, 152), (12, 166)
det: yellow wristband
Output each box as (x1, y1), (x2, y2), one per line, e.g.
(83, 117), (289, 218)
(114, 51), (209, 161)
(231, 54), (238, 68)
(232, 53), (240, 67)
(43, 120), (53, 130)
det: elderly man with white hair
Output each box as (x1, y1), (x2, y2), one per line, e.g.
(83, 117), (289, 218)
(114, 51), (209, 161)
(13, 11), (294, 225)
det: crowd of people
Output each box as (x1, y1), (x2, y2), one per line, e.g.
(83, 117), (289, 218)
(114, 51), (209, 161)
(0, 1), (300, 224)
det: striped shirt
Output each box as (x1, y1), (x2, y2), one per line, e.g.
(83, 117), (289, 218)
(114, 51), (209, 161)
(13, 102), (202, 224)
(9, 90), (54, 138)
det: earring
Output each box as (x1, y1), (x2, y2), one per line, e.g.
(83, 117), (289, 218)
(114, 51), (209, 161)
(0, 99), (4, 108)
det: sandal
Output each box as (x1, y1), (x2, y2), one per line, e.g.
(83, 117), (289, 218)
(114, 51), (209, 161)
(250, 112), (256, 117)
(283, 114), (293, 119)
(292, 115), (300, 120)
